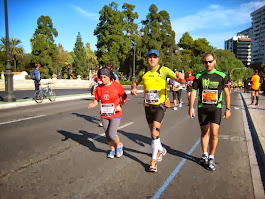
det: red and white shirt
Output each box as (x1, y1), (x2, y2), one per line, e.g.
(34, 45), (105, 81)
(95, 82), (127, 119)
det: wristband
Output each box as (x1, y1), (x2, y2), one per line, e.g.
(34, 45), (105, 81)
(226, 108), (230, 110)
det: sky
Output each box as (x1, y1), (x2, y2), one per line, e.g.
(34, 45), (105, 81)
(0, 0), (265, 54)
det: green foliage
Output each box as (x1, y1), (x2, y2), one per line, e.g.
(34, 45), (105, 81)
(30, 15), (58, 78)
(1, 37), (24, 72)
(94, 2), (125, 68)
(73, 32), (87, 78)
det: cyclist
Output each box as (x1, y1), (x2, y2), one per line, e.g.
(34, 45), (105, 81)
(189, 52), (231, 171)
(131, 49), (185, 172)
(88, 67), (127, 159)
(33, 63), (41, 91)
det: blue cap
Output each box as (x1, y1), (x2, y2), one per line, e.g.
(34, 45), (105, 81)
(147, 49), (159, 57)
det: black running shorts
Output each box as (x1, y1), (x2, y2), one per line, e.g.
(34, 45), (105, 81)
(198, 107), (222, 126)
(145, 105), (166, 124)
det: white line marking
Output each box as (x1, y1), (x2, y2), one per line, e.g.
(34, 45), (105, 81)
(153, 138), (201, 199)
(89, 121), (134, 141)
(0, 115), (46, 125)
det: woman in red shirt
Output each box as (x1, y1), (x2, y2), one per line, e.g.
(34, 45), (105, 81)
(88, 67), (127, 158)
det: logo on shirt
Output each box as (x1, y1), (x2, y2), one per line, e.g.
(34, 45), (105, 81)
(202, 78), (219, 89)
(104, 93), (110, 100)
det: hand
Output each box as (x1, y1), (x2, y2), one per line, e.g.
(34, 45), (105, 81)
(131, 88), (138, 96)
(176, 72), (185, 84)
(223, 110), (231, 119)
(88, 103), (95, 109)
(116, 104), (122, 112)
(189, 108), (195, 119)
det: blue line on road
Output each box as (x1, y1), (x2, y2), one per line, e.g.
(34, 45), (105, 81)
(152, 138), (201, 199)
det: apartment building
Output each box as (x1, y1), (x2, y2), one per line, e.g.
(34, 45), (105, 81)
(251, 5), (265, 63)
(225, 35), (251, 66)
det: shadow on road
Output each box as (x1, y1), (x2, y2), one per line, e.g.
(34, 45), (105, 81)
(118, 130), (205, 170)
(72, 112), (101, 125)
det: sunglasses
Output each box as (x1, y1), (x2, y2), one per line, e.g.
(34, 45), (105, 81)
(204, 60), (214, 64)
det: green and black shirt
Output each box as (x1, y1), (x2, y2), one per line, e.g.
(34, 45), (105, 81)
(192, 69), (228, 109)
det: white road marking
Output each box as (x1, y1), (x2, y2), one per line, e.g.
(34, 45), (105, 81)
(0, 115), (46, 126)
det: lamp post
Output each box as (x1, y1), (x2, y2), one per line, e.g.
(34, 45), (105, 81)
(3, 0), (16, 102)
(127, 23), (144, 82)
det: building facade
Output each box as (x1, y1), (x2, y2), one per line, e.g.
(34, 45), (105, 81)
(251, 5), (265, 63)
(225, 35), (251, 66)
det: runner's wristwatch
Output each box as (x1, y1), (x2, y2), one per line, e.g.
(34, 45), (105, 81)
(226, 108), (230, 110)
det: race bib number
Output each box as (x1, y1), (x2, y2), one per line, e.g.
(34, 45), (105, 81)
(202, 90), (218, 104)
(173, 85), (180, 91)
(101, 103), (115, 117)
(145, 89), (160, 104)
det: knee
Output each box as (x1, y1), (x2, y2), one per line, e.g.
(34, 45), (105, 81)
(107, 133), (118, 141)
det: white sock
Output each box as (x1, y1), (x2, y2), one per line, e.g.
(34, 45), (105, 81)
(151, 138), (163, 160)
(209, 155), (214, 160)
(203, 152), (208, 157)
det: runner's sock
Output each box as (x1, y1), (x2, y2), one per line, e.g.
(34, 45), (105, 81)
(256, 96), (259, 104)
(209, 155), (214, 160)
(151, 139), (162, 160)
(203, 152), (208, 157)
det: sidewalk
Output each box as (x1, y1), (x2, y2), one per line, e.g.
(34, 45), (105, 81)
(241, 92), (265, 176)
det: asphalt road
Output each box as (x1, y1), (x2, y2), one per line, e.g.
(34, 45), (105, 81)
(0, 91), (257, 198)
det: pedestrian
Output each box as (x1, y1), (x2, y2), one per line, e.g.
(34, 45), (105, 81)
(189, 52), (231, 171)
(131, 49), (185, 172)
(105, 63), (120, 84)
(88, 67), (128, 158)
(169, 69), (183, 110)
(33, 63), (41, 91)
(186, 71), (195, 104)
(250, 70), (260, 106)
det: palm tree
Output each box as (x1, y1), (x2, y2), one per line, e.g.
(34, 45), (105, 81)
(0, 37), (24, 72)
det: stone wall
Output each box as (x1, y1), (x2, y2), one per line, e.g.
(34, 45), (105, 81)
(0, 79), (93, 91)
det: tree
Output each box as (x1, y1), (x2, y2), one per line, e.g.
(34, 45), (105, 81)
(73, 32), (87, 78)
(1, 37), (24, 72)
(159, 10), (176, 69)
(10, 37), (24, 72)
(84, 43), (98, 70)
(63, 52), (75, 79)
(56, 44), (69, 78)
(178, 32), (194, 50)
(122, 3), (139, 78)
(30, 15), (58, 78)
(94, 2), (124, 68)
(193, 38), (211, 57)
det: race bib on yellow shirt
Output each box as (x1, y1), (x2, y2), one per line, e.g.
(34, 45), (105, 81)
(144, 89), (160, 104)
(202, 90), (218, 104)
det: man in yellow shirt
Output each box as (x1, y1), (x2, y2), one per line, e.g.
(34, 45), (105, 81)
(250, 70), (260, 106)
(131, 49), (185, 172)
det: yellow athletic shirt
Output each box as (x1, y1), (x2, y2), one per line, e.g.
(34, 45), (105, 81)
(136, 66), (176, 106)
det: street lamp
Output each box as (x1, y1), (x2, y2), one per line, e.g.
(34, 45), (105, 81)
(127, 23), (144, 82)
(3, 0), (16, 102)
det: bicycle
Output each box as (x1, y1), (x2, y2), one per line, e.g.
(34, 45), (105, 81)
(34, 83), (56, 103)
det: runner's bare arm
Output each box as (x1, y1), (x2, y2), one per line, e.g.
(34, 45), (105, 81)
(189, 90), (196, 118)
(223, 87), (231, 119)
(88, 100), (98, 109)
(131, 81), (138, 96)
